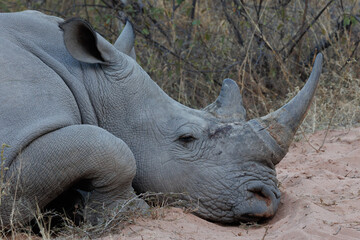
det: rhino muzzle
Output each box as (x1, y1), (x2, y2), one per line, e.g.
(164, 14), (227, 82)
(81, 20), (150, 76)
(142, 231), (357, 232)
(240, 182), (281, 221)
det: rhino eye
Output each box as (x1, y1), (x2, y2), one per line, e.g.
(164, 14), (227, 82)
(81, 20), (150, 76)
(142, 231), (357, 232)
(178, 134), (197, 144)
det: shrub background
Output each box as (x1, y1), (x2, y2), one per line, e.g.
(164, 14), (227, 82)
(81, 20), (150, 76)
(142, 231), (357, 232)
(1, 0), (359, 132)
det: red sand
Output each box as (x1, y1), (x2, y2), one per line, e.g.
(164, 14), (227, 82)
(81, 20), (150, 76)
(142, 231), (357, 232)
(108, 127), (360, 240)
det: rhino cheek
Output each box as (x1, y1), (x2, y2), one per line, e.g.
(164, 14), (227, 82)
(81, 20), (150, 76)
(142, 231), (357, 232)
(176, 169), (236, 220)
(185, 175), (248, 222)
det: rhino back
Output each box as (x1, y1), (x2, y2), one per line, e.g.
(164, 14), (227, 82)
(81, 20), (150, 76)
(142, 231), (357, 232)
(0, 11), (96, 166)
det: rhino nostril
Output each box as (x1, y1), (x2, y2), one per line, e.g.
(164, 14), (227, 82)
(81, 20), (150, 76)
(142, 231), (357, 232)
(249, 189), (272, 207)
(247, 183), (280, 209)
(233, 184), (281, 222)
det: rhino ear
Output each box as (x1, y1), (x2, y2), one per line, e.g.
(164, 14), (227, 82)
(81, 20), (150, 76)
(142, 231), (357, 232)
(114, 21), (136, 60)
(204, 79), (246, 121)
(59, 18), (118, 64)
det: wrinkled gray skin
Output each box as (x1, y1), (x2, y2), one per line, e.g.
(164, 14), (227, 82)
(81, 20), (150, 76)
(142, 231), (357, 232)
(0, 10), (323, 226)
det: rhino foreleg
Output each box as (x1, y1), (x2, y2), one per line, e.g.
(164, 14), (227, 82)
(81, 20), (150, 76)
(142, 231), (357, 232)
(0, 125), (144, 227)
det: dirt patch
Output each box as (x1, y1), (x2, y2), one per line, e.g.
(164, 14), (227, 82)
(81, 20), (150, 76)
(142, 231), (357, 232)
(105, 127), (360, 240)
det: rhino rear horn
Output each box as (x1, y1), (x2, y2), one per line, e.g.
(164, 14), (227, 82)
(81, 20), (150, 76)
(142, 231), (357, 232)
(204, 79), (246, 121)
(257, 53), (323, 153)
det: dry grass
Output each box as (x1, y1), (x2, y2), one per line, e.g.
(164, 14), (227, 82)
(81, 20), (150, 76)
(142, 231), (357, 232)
(1, 0), (358, 128)
(0, 190), (194, 239)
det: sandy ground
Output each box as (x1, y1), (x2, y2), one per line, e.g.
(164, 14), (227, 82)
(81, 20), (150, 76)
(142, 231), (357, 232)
(104, 127), (360, 240)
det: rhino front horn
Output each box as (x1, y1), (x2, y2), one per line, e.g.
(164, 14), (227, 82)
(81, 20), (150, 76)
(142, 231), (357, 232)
(204, 78), (246, 121)
(256, 53), (323, 158)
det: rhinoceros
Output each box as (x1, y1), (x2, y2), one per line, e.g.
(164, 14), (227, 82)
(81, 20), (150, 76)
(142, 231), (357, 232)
(0, 10), (323, 226)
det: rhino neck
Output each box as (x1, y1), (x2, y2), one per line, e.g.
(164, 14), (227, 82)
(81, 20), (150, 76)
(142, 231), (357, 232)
(88, 61), (179, 133)
(92, 62), (195, 166)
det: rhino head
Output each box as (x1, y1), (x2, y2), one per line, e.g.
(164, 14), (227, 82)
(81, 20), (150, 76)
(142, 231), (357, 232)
(60, 19), (323, 223)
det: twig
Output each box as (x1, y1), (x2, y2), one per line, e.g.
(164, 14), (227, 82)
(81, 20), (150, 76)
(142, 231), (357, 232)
(221, 0), (244, 47)
(295, 0), (308, 65)
(254, 0), (263, 22)
(344, 170), (353, 177)
(280, 0), (293, 8)
(99, 0), (113, 9)
(339, 39), (360, 72)
(304, 16), (358, 67)
(316, 39), (360, 150)
(283, 0), (335, 58)
(315, 128), (330, 152)
(234, 0), (273, 51)
(83, 0), (89, 21)
(302, 38), (356, 152)
(261, 226), (269, 240)
(172, 0), (184, 12)
(333, 226), (341, 235)
(185, 0), (197, 46)
(132, 26), (219, 85)
(300, 127), (319, 152)
(145, 1), (172, 46)
(316, 102), (336, 152)
(238, 0), (292, 87)
(300, 71), (336, 153)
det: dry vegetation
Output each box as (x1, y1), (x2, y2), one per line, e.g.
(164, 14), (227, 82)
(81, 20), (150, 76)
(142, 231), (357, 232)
(0, 0), (360, 238)
(1, 0), (359, 128)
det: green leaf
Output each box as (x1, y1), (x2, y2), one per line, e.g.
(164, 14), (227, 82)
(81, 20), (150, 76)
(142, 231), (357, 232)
(192, 19), (200, 26)
(204, 32), (211, 41)
(321, 27), (326, 35)
(343, 16), (351, 27)
(142, 28), (149, 35)
(350, 16), (357, 25)
(150, 7), (164, 19)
